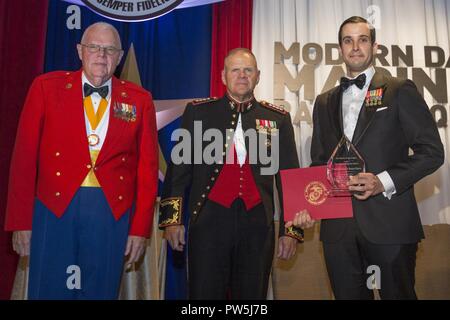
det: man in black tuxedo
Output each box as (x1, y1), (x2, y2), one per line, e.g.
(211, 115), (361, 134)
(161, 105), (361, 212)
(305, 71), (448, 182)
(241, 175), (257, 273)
(288, 16), (444, 299)
(159, 48), (302, 299)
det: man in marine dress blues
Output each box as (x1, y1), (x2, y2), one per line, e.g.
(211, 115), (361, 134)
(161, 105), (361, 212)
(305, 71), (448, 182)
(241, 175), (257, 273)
(159, 48), (303, 299)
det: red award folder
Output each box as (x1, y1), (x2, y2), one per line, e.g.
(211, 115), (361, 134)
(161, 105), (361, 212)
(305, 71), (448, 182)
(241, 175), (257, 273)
(280, 165), (353, 222)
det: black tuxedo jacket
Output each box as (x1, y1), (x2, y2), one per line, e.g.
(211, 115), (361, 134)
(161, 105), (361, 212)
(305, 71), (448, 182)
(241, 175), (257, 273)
(159, 95), (302, 240)
(311, 71), (444, 244)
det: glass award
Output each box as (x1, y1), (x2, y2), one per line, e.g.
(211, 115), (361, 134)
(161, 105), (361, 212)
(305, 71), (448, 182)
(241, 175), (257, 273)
(326, 136), (365, 197)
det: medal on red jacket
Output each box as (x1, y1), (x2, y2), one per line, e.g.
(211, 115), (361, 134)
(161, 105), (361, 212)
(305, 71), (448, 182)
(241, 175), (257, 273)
(88, 133), (100, 146)
(84, 96), (108, 147)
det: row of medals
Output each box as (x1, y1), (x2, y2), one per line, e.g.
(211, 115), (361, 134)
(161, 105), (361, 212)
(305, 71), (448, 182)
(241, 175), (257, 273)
(366, 97), (383, 106)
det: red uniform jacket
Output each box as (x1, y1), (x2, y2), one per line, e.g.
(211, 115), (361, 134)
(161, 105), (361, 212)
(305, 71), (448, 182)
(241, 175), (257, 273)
(5, 69), (158, 237)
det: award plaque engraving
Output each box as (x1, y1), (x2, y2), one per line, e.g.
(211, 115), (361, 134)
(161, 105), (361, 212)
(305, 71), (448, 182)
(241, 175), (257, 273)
(326, 136), (365, 197)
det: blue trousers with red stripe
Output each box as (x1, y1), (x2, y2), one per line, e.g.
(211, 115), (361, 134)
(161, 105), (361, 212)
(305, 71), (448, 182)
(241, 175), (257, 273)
(28, 187), (130, 300)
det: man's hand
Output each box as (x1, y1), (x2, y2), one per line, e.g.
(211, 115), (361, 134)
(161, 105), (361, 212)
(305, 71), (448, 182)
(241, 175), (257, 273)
(348, 172), (385, 200)
(285, 210), (315, 229)
(125, 235), (147, 265)
(163, 225), (185, 251)
(12, 231), (32, 257)
(277, 236), (297, 260)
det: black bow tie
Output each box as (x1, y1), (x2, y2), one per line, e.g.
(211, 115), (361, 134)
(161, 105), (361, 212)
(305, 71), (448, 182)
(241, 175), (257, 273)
(340, 73), (366, 91)
(83, 83), (109, 99)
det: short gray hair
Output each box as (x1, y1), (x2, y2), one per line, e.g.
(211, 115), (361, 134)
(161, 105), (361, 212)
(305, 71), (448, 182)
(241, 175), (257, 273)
(81, 22), (122, 49)
(224, 48), (258, 70)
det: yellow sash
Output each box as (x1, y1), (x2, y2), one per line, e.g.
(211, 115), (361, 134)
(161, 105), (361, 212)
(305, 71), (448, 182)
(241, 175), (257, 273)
(81, 150), (101, 187)
(83, 96), (108, 130)
(81, 96), (108, 187)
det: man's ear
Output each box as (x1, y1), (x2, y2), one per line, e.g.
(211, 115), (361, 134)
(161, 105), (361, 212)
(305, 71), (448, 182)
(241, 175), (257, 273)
(117, 51), (124, 66)
(372, 42), (378, 56)
(221, 69), (226, 85)
(76, 44), (83, 61)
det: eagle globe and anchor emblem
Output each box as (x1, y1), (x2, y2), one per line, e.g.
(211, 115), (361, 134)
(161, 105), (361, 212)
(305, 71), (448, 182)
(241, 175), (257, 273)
(81, 0), (184, 22)
(304, 181), (328, 206)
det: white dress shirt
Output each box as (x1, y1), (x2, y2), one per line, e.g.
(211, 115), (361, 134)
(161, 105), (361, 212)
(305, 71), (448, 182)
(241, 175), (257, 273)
(233, 113), (247, 166)
(341, 66), (396, 199)
(82, 73), (111, 151)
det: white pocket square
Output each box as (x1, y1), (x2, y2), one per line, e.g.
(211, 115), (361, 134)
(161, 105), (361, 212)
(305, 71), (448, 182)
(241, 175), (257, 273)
(376, 107), (388, 112)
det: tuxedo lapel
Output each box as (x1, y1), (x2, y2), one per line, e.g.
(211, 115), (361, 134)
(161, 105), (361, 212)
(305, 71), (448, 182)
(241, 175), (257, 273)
(327, 86), (344, 142)
(352, 72), (387, 146)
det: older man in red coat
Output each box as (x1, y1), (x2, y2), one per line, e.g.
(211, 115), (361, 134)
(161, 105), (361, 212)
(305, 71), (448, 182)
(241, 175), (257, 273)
(5, 22), (158, 299)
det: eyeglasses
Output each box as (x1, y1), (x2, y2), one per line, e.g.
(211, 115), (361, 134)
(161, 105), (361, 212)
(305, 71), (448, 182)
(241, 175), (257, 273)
(80, 43), (122, 56)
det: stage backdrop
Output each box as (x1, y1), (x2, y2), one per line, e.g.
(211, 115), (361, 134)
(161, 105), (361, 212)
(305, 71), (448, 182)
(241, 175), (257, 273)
(252, 0), (450, 299)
